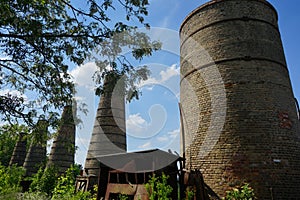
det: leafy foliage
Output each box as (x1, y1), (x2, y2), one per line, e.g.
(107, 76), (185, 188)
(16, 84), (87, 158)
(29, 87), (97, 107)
(0, 124), (29, 166)
(28, 164), (93, 199)
(0, 163), (25, 197)
(0, 0), (160, 128)
(29, 166), (59, 196)
(19, 192), (49, 200)
(223, 183), (256, 200)
(185, 187), (195, 200)
(145, 173), (173, 200)
(118, 193), (130, 200)
(0, 163), (94, 199)
(52, 164), (81, 199)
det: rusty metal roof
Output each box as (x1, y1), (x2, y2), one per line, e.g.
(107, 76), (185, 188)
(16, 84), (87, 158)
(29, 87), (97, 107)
(95, 149), (183, 173)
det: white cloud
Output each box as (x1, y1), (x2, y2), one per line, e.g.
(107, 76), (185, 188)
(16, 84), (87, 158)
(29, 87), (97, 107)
(69, 62), (99, 118)
(0, 55), (10, 60)
(1, 89), (19, 96)
(126, 113), (148, 134)
(126, 104), (167, 139)
(0, 89), (28, 102)
(157, 136), (168, 142)
(138, 141), (152, 149)
(139, 77), (159, 87)
(160, 64), (179, 82)
(69, 62), (97, 91)
(168, 128), (179, 139)
(68, 63), (100, 165)
(139, 64), (179, 89)
(156, 128), (179, 143)
(73, 96), (87, 102)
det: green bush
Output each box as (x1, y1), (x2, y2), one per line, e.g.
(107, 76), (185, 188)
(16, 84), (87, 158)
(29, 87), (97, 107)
(185, 187), (195, 200)
(223, 183), (256, 200)
(52, 165), (79, 198)
(145, 173), (173, 200)
(118, 194), (129, 200)
(20, 191), (49, 200)
(0, 163), (93, 199)
(29, 166), (59, 196)
(28, 164), (93, 199)
(52, 164), (92, 200)
(0, 163), (25, 197)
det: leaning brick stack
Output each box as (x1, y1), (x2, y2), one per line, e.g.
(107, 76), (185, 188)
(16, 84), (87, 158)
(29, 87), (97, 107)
(180, 0), (300, 198)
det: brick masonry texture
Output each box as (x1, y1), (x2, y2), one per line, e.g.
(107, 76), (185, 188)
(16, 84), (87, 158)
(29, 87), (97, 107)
(23, 120), (47, 177)
(180, 0), (300, 199)
(84, 75), (126, 176)
(47, 106), (76, 174)
(9, 132), (27, 167)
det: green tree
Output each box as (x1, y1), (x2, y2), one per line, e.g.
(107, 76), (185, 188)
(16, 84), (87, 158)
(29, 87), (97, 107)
(0, 124), (29, 166)
(0, 0), (160, 128)
(0, 163), (25, 198)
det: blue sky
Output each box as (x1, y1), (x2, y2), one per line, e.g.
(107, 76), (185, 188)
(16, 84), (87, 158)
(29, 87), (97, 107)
(72, 0), (300, 165)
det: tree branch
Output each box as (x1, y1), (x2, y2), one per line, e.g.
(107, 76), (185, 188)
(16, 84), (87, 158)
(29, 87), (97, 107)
(0, 33), (105, 39)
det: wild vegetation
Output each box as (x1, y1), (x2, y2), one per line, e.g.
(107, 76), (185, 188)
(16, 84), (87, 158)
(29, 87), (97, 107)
(0, 163), (95, 200)
(223, 184), (256, 200)
(0, 161), (256, 200)
(0, 0), (161, 129)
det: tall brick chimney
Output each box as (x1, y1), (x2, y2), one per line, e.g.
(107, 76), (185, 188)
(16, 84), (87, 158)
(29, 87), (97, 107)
(23, 120), (48, 177)
(47, 105), (76, 174)
(84, 72), (126, 176)
(9, 132), (27, 167)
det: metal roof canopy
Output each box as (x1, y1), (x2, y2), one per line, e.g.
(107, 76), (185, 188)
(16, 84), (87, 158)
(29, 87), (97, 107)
(95, 149), (183, 173)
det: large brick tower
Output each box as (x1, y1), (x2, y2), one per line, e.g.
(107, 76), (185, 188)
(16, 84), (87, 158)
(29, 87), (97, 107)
(23, 120), (48, 176)
(180, 0), (300, 198)
(47, 105), (76, 174)
(9, 132), (27, 167)
(84, 73), (126, 177)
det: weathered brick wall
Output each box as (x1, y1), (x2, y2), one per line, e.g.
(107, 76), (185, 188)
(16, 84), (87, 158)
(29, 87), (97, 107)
(47, 105), (76, 174)
(180, 0), (300, 198)
(9, 132), (27, 167)
(23, 120), (48, 177)
(84, 74), (126, 176)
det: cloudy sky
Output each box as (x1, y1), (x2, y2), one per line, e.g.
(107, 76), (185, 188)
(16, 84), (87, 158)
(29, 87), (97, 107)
(69, 0), (300, 165)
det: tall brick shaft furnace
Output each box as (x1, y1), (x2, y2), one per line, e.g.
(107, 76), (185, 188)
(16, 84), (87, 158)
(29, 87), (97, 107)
(47, 105), (76, 174)
(180, 0), (300, 198)
(84, 73), (126, 177)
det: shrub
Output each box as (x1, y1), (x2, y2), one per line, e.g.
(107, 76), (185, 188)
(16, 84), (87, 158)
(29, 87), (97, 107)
(52, 164), (92, 200)
(19, 192), (49, 200)
(224, 183), (256, 200)
(118, 194), (129, 200)
(185, 187), (195, 200)
(29, 164), (92, 199)
(145, 173), (173, 200)
(29, 166), (59, 196)
(0, 163), (25, 197)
